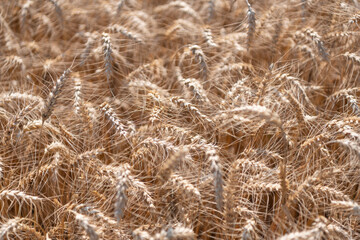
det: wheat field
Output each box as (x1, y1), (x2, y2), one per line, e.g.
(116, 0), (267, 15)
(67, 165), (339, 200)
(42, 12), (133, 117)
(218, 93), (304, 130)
(0, 0), (359, 239)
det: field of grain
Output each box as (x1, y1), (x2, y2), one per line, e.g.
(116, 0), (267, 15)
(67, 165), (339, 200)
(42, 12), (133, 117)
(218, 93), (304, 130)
(0, 0), (359, 239)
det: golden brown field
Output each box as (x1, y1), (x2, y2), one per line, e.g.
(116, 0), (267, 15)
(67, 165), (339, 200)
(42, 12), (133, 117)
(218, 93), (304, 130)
(0, 0), (360, 239)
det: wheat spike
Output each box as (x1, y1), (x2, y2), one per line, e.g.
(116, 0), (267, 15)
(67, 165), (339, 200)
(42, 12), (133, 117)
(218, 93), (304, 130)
(42, 68), (71, 123)
(0, 218), (20, 240)
(102, 33), (115, 96)
(72, 211), (100, 240)
(114, 164), (131, 221)
(246, 0), (256, 50)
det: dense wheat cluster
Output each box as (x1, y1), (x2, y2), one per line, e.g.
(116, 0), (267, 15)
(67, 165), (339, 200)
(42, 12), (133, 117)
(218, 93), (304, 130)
(0, 0), (360, 239)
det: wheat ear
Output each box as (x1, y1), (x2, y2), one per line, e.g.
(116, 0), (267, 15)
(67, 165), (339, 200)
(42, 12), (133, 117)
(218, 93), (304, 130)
(0, 218), (20, 240)
(46, 0), (63, 25)
(102, 33), (115, 96)
(72, 211), (100, 240)
(114, 164), (131, 222)
(331, 200), (360, 217)
(41, 68), (71, 123)
(205, 146), (224, 211)
(109, 24), (143, 43)
(117, 0), (126, 14)
(246, 0), (256, 50)
(100, 102), (135, 139)
(73, 76), (82, 115)
(158, 148), (188, 182)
